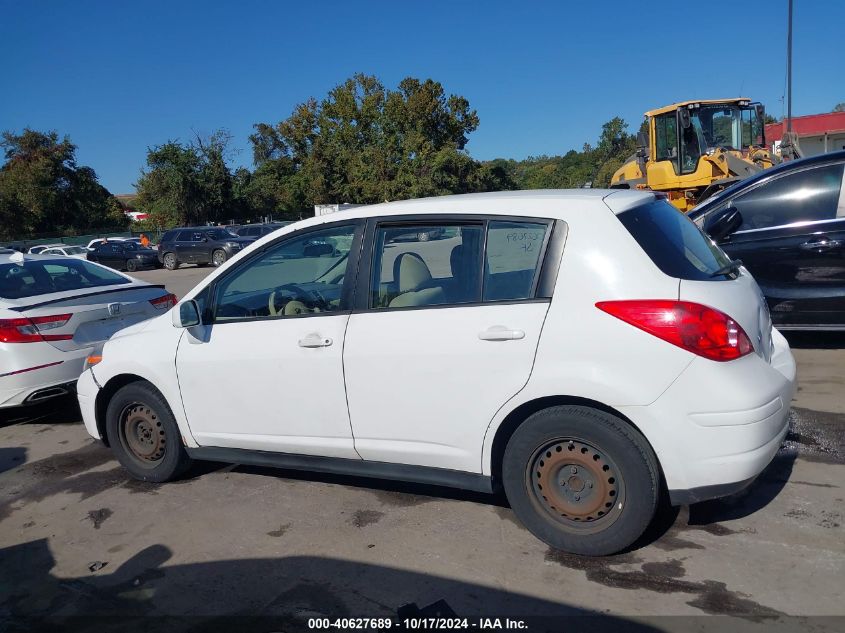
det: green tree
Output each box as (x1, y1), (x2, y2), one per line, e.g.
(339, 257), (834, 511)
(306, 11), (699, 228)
(135, 130), (240, 227)
(249, 73), (486, 211)
(0, 128), (124, 240)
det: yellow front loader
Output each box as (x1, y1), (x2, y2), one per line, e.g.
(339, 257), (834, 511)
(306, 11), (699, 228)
(611, 98), (775, 212)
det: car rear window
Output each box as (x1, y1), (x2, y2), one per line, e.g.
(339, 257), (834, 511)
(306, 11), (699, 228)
(0, 259), (129, 299)
(617, 200), (732, 281)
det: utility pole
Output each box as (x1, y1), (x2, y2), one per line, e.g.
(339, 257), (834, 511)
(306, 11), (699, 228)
(781, 0), (801, 160)
(786, 0), (793, 135)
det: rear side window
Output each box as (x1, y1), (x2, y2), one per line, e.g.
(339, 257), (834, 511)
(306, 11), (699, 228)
(0, 260), (128, 299)
(730, 163), (844, 230)
(617, 200), (731, 281)
(484, 221), (548, 301)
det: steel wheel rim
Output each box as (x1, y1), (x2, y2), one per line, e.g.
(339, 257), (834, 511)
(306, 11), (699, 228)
(119, 403), (166, 467)
(213, 251), (226, 266)
(525, 438), (625, 534)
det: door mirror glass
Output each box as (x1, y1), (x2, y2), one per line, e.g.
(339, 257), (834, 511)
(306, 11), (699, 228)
(172, 300), (201, 328)
(704, 206), (743, 241)
(679, 108), (691, 129)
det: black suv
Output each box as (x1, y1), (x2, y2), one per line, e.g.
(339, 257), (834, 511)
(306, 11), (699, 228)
(158, 227), (255, 270)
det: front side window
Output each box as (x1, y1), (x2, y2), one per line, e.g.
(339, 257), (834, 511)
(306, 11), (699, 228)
(484, 221), (549, 301)
(370, 225), (482, 309)
(731, 163), (844, 231)
(213, 224), (356, 322)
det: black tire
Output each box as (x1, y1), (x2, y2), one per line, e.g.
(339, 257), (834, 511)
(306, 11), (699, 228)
(211, 249), (227, 267)
(502, 405), (659, 556)
(105, 381), (193, 482)
(126, 259), (138, 272)
(163, 252), (178, 270)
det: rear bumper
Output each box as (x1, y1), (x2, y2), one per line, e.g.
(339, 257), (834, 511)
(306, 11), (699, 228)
(620, 328), (797, 505)
(0, 345), (90, 409)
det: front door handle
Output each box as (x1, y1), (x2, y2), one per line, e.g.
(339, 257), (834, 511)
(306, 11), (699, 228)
(478, 326), (525, 341)
(298, 333), (333, 348)
(800, 237), (841, 251)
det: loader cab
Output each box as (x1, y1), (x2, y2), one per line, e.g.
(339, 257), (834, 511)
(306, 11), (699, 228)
(651, 100), (767, 178)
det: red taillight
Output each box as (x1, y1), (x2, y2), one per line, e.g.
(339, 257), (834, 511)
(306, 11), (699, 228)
(150, 293), (177, 310)
(596, 300), (753, 362)
(0, 314), (73, 344)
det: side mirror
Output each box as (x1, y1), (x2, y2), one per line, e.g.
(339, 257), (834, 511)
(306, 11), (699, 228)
(704, 206), (743, 242)
(172, 300), (201, 328)
(755, 104), (765, 119)
(679, 108), (691, 129)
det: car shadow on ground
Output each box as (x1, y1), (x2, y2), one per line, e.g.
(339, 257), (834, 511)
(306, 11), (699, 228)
(0, 539), (665, 633)
(0, 395), (81, 428)
(782, 331), (845, 350)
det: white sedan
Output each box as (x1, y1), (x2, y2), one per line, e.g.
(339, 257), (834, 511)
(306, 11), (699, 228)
(1, 251), (176, 408)
(40, 245), (90, 259)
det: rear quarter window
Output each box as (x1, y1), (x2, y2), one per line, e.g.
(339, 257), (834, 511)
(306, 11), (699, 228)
(617, 200), (732, 281)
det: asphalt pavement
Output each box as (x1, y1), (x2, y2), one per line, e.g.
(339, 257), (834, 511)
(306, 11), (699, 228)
(1, 264), (843, 631)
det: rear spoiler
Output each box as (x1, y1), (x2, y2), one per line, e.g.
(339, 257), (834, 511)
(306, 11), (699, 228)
(7, 284), (167, 312)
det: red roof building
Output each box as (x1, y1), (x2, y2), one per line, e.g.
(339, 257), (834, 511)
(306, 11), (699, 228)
(765, 111), (845, 156)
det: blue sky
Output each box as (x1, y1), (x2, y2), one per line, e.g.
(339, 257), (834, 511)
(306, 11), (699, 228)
(2, 0), (843, 193)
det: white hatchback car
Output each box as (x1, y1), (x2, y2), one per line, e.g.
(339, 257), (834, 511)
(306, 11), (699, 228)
(1, 252), (176, 408)
(77, 190), (796, 555)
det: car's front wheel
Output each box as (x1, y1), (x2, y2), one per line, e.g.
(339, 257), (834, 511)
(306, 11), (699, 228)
(163, 253), (178, 270)
(212, 249), (227, 267)
(105, 382), (193, 482)
(502, 405), (659, 556)
(126, 259), (138, 272)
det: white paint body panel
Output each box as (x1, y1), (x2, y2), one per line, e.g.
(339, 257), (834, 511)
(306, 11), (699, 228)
(174, 316), (357, 458)
(343, 302), (549, 471)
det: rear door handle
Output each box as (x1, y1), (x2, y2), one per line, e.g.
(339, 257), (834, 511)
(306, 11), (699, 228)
(478, 326), (525, 341)
(800, 237), (841, 251)
(298, 333), (333, 348)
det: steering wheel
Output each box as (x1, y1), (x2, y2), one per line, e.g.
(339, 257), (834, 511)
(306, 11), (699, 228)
(268, 283), (325, 316)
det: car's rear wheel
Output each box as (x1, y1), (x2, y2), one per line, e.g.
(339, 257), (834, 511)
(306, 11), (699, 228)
(417, 231), (431, 242)
(502, 405), (659, 556)
(163, 252), (178, 270)
(212, 249), (227, 267)
(105, 382), (192, 482)
(126, 259), (138, 272)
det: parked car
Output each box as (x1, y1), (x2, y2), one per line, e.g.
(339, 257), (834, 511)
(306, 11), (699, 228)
(235, 222), (292, 239)
(40, 245), (90, 259)
(157, 227), (254, 270)
(77, 190), (795, 555)
(85, 237), (142, 251)
(27, 243), (66, 254)
(1, 251), (176, 408)
(87, 241), (159, 272)
(689, 150), (845, 330)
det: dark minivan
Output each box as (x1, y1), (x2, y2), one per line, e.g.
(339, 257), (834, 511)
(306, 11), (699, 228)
(157, 228), (255, 270)
(689, 151), (845, 331)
